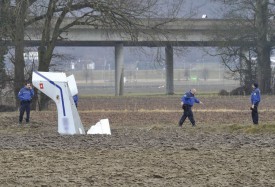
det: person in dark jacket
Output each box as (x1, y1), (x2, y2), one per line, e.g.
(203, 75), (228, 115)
(73, 94), (78, 108)
(178, 88), (203, 127)
(250, 83), (261, 125)
(18, 82), (34, 124)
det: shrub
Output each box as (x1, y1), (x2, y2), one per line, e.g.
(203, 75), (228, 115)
(219, 89), (229, 96)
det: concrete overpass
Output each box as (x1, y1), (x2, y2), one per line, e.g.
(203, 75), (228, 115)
(26, 18), (235, 47)
(23, 18), (251, 95)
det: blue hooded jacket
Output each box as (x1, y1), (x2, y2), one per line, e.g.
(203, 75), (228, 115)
(73, 95), (78, 107)
(251, 88), (261, 105)
(181, 91), (200, 106)
(18, 87), (34, 101)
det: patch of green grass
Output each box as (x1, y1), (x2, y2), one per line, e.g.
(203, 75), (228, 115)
(244, 124), (275, 134)
(227, 124), (245, 132)
(226, 123), (275, 134)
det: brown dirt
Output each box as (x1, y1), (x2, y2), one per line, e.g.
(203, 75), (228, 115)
(1, 95), (275, 186)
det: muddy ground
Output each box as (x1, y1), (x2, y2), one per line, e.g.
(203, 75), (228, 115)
(1, 95), (275, 186)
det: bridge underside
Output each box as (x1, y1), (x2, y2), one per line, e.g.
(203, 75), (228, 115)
(21, 40), (256, 47)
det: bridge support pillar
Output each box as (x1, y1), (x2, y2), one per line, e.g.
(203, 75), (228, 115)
(115, 43), (124, 96)
(165, 45), (174, 95)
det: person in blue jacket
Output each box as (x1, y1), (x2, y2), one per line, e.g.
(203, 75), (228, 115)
(178, 88), (203, 127)
(18, 82), (34, 124)
(73, 94), (78, 108)
(250, 83), (261, 125)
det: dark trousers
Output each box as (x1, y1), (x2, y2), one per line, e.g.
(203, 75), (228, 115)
(19, 101), (31, 123)
(251, 105), (259, 125)
(179, 105), (195, 126)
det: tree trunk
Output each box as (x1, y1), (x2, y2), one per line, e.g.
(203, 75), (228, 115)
(37, 46), (51, 110)
(257, 44), (271, 93)
(36, 0), (58, 110)
(239, 47), (245, 88)
(243, 49), (256, 94)
(0, 0), (7, 90)
(165, 45), (174, 95)
(13, 1), (28, 107)
(255, 0), (271, 93)
(37, 41), (56, 110)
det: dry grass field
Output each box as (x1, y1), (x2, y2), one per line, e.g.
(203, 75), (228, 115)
(1, 95), (275, 186)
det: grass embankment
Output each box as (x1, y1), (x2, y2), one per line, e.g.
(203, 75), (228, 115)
(226, 123), (275, 134)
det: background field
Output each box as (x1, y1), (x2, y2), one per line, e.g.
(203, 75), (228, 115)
(70, 63), (239, 95)
(1, 95), (275, 186)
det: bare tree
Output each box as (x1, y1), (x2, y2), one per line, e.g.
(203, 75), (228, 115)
(2, 0), (38, 107)
(26, 0), (185, 109)
(184, 68), (190, 81)
(0, 0), (9, 90)
(255, 0), (272, 93)
(213, 46), (257, 92)
(212, 0), (273, 93)
(201, 67), (209, 81)
(3, 0), (184, 108)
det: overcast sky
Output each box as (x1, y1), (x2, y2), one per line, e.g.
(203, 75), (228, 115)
(181, 0), (223, 18)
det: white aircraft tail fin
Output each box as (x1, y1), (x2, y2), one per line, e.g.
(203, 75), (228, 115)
(32, 71), (85, 135)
